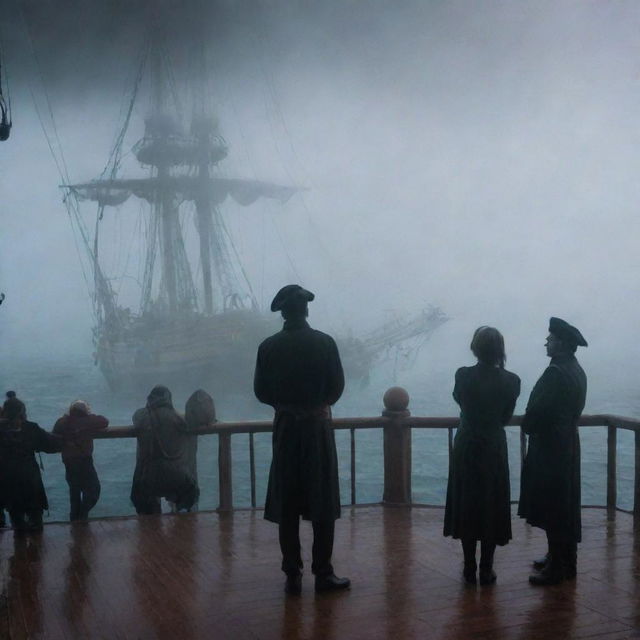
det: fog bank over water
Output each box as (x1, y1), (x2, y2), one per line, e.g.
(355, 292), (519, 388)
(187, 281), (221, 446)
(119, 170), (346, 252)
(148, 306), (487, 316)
(1, 1), (640, 411)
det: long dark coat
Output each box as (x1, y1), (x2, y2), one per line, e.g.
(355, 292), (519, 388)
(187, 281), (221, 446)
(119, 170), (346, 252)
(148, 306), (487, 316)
(130, 403), (198, 514)
(518, 353), (586, 542)
(443, 364), (521, 545)
(254, 318), (344, 524)
(0, 419), (61, 512)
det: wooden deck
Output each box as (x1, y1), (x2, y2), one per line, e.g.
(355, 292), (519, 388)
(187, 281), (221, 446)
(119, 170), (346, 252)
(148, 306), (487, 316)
(0, 506), (638, 639)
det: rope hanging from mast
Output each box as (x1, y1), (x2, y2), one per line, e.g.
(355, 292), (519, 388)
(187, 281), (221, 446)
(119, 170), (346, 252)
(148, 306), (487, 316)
(0, 26), (12, 141)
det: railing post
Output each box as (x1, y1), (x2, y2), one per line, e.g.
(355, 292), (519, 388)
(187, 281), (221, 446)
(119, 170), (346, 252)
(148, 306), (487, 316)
(607, 424), (617, 521)
(635, 430), (640, 530)
(217, 431), (233, 512)
(382, 387), (411, 505)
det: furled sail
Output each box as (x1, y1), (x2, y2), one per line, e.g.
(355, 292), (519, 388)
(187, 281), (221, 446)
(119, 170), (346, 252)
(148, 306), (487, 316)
(63, 177), (299, 209)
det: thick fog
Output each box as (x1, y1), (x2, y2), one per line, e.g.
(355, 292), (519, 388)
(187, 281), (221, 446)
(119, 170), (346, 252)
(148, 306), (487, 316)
(1, 0), (639, 415)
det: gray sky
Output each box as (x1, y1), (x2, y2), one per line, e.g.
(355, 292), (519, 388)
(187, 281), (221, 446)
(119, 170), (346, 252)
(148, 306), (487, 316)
(1, 0), (639, 409)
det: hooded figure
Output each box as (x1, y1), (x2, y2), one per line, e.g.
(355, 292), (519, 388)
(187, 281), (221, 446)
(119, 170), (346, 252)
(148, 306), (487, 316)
(130, 385), (198, 514)
(0, 391), (62, 532)
(184, 388), (217, 506)
(518, 317), (588, 585)
(254, 285), (350, 594)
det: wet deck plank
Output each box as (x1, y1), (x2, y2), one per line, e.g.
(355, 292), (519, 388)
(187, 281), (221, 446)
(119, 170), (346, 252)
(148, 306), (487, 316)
(0, 507), (638, 639)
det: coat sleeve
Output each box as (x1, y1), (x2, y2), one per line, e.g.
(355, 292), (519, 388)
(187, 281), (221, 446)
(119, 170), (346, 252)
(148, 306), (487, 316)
(325, 337), (345, 406)
(34, 423), (63, 453)
(501, 375), (521, 425)
(522, 367), (562, 435)
(452, 368), (464, 406)
(52, 416), (67, 436)
(253, 344), (273, 406)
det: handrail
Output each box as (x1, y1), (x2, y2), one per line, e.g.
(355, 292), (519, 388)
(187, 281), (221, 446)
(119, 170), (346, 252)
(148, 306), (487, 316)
(90, 388), (640, 530)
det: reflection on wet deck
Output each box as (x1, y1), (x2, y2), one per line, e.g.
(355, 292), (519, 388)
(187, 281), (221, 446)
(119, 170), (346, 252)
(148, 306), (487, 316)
(0, 507), (638, 639)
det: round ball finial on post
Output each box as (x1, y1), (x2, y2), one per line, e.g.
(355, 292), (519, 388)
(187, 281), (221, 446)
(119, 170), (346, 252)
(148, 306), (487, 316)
(382, 386), (410, 417)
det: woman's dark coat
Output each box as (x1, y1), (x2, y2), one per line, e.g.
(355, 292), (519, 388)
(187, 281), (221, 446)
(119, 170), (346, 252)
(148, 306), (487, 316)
(130, 393), (198, 514)
(254, 318), (344, 524)
(518, 353), (586, 542)
(444, 364), (521, 545)
(0, 419), (61, 512)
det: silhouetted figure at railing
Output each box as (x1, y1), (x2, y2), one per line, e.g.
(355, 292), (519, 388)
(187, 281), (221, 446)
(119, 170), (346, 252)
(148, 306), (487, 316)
(130, 385), (199, 515)
(185, 389), (217, 510)
(53, 400), (108, 521)
(443, 327), (521, 585)
(254, 285), (350, 594)
(519, 317), (588, 585)
(0, 391), (62, 533)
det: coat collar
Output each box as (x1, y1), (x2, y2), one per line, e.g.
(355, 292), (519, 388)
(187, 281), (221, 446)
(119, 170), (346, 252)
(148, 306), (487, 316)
(283, 318), (310, 331)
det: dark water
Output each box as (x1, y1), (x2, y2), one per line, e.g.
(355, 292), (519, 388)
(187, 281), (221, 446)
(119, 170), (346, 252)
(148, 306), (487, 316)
(0, 354), (636, 522)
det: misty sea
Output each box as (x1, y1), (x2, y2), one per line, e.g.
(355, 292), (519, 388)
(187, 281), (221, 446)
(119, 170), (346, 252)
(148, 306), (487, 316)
(0, 354), (636, 523)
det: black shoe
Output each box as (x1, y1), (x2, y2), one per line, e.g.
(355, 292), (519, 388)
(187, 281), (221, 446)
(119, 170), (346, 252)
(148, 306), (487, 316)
(532, 553), (550, 571)
(284, 573), (302, 595)
(529, 567), (564, 586)
(479, 568), (496, 585)
(315, 573), (351, 592)
(463, 565), (477, 585)
(562, 564), (577, 579)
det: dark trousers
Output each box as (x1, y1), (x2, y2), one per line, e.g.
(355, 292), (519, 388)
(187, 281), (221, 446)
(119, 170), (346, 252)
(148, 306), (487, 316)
(65, 457), (101, 521)
(462, 538), (496, 569)
(9, 509), (43, 532)
(546, 530), (577, 575)
(279, 515), (335, 577)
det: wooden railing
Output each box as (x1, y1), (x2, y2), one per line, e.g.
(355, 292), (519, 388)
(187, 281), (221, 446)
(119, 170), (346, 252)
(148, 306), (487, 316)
(94, 387), (640, 528)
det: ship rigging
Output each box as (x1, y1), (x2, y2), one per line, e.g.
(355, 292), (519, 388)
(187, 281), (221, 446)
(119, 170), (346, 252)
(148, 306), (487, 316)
(32, 7), (447, 394)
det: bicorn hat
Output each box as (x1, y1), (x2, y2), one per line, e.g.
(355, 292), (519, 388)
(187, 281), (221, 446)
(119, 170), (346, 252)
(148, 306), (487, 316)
(270, 284), (315, 312)
(549, 317), (588, 347)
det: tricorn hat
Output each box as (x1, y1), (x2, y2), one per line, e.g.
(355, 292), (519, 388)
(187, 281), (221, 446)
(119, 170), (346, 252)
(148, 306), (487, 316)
(270, 284), (315, 312)
(549, 317), (588, 347)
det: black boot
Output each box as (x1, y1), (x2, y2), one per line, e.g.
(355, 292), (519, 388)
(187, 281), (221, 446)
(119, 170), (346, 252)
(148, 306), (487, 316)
(532, 552), (550, 571)
(462, 538), (477, 585)
(285, 572), (302, 595)
(479, 541), (496, 585)
(314, 573), (350, 592)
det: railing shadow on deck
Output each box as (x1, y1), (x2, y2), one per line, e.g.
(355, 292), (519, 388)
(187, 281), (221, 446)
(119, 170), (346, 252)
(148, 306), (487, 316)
(93, 387), (640, 528)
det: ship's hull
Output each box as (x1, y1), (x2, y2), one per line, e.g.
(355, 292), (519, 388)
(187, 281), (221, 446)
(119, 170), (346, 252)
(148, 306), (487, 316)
(95, 309), (278, 397)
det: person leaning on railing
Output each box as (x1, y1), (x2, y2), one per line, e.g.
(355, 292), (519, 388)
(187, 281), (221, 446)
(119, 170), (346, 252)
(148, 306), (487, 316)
(52, 400), (108, 521)
(443, 327), (521, 585)
(0, 391), (62, 533)
(130, 385), (199, 515)
(254, 285), (350, 595)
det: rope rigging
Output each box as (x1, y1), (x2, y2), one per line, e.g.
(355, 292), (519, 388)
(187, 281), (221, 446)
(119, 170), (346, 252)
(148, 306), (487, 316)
(0, 20), (11, 141)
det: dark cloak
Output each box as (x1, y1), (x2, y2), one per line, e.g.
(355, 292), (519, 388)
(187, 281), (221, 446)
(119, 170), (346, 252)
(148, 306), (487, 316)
(254, 318), (344, 524)
(184, 389), (217, 497)
(0, 419), (61, 512)
(518, 353), (587, 542)
(443, 364), (521, 545)
(130, 387), (198, 514)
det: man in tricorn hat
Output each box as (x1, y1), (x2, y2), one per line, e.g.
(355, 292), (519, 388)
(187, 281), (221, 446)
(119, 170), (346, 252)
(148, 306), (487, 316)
(518, 317), (587, 585)
(254, 285), (350, 594)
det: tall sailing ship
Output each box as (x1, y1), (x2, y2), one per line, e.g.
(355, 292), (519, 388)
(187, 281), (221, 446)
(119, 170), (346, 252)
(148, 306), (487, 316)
(60, 16), (447, 395)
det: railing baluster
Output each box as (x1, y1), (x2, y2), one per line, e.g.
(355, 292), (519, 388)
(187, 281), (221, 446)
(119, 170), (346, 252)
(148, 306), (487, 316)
(217, 432), (233, 512)
(249, 432), (256, 509)
(382, 388), (411, 505)
(635, 430), (640, 530)
(607, 424), (617, 520)
(350, 428), (356, 505)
